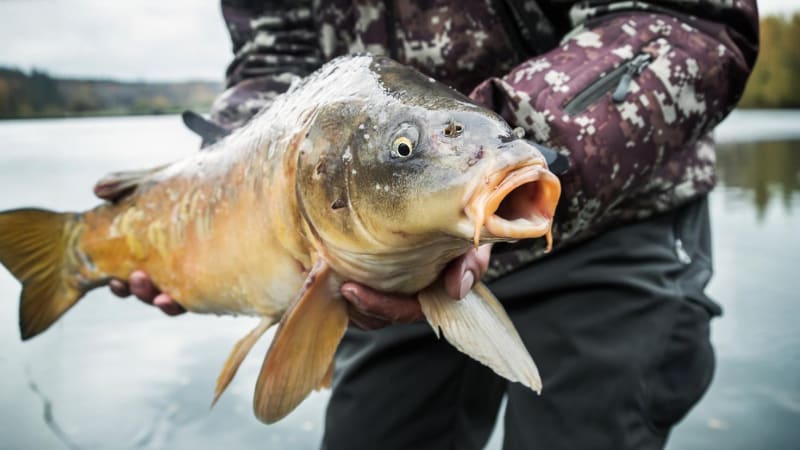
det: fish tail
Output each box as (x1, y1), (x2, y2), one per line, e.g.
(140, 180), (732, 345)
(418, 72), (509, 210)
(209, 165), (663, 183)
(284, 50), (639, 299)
(0, 208), (92, 340)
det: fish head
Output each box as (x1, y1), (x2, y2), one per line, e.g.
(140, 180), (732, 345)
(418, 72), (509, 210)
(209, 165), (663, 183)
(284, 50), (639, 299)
(296, 57), (561, 254)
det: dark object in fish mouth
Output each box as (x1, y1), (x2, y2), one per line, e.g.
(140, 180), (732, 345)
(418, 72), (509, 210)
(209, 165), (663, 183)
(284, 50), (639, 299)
(528, 141), (569, 175)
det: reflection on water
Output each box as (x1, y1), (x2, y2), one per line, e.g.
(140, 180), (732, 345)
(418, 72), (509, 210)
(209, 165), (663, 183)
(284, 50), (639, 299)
(0, 113), (798, 449)
(667, 112), (800, 450)
(716, 140), (800, 218)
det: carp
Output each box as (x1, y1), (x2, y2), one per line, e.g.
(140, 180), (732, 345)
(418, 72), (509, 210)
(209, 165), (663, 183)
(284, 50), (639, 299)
(0, 55), (561, 423)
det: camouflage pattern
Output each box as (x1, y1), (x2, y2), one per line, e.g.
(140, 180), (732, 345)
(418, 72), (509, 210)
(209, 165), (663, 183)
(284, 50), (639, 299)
(211, 0), (759, 281)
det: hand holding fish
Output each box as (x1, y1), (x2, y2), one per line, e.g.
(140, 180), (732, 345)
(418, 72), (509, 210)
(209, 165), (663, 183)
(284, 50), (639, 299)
(107, 247), (493, 328)
(108, 271), (187, 316)
(341, 244), (492, 329)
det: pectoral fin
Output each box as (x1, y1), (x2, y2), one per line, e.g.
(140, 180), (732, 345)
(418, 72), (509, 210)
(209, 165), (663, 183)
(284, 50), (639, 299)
(418, 280), (542, 393)
(317, 360), (334, 391)
(253, 260), (348, 423)
(211, 316), (276, 407)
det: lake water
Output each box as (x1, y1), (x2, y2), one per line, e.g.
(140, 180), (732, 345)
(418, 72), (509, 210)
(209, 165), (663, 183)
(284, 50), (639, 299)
(0, 110), (798, 449)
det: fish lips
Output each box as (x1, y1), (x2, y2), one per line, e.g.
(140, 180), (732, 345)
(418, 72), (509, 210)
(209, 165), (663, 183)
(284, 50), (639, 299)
(466, 162), (561, 249)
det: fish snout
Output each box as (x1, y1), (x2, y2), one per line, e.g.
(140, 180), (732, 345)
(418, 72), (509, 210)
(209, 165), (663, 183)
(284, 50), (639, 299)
(496, 138), (569, 176)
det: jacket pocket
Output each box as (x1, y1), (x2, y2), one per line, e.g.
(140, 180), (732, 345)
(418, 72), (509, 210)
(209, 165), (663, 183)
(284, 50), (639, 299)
(564, 52), (652, 116)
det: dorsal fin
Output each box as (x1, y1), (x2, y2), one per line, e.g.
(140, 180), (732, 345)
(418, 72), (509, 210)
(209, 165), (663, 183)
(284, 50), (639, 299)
(182, 110), (230, 146)
(93, 165), (166, 202)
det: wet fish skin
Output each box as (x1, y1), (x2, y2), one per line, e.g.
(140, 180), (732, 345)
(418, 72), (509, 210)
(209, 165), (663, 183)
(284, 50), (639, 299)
(0, 55), (561, 423)
(298, 58), (559, 294)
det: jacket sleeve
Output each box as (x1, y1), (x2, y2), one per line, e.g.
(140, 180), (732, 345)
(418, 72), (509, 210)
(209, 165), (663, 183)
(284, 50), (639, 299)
(471, 1), (758, 268)
(210, 0), (323, 130)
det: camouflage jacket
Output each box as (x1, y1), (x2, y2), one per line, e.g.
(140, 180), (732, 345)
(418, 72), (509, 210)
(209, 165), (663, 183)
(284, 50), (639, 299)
(209, 0), (759, 281)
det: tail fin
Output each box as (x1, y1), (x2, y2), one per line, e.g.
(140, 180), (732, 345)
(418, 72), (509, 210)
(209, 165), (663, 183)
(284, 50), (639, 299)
(0, 208), (87, 340)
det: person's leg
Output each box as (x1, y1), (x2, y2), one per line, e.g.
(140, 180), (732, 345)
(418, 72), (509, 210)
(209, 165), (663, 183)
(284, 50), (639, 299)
(491, 198), (718, 450)
(322, 321), (506, 450)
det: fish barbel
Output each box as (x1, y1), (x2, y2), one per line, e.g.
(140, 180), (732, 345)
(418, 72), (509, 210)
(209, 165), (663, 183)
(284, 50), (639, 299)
(0, 55), (561, 423)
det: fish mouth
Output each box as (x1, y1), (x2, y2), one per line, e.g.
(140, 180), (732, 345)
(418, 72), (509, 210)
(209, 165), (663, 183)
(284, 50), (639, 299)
(465, 163), (561, 250)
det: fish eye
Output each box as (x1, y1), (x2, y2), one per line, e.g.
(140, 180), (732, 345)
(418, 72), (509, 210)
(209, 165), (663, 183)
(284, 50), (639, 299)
(393, 136), (414, 158)
(390, 124), (419, 159)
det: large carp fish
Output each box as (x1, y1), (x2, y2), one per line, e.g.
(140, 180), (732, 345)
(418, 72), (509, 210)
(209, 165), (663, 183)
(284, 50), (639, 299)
(0, 55), (560, 423)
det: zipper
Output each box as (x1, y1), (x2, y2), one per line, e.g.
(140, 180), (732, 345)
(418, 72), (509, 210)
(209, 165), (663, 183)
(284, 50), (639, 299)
(672, 207), (693, 265)
(564, 53), (652, 116)
(675, 238), (692, 264)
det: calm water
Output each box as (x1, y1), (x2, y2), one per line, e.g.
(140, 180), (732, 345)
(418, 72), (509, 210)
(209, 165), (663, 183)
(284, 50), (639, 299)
(0, 110), (798, 449)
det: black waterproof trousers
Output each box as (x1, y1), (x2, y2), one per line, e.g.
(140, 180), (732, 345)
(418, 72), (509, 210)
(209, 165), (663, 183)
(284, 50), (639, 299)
(322, 197), (720, 450)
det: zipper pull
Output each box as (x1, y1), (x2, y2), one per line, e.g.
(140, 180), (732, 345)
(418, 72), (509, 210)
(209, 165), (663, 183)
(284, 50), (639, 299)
(675, 238), (692, 264)
(612, 54), (652, 103)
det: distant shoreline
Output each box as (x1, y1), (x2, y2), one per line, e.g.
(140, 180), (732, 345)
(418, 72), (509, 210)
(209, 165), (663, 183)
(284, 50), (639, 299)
(0, 66), (221, 120)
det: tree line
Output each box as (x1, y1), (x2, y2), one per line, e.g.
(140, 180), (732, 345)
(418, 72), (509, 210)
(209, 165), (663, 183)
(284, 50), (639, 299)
(0, 68), (221, 119)
(738, 13), (800, 109)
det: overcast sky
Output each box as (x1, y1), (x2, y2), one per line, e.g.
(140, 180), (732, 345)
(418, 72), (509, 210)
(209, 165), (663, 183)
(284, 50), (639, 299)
(0, 0), (797, 82)
(0, 0), (230, 81)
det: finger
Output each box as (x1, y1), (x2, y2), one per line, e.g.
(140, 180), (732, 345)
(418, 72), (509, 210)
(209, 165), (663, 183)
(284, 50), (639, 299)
(129, 271), (160, 304)
(474, 244), (493, 275)
(153, 293), (186, 316)
(444, 244), (493, 300)
(109, 279), (131, 298)
(443, 251), (474, 300)
(340, 282), (423, 325)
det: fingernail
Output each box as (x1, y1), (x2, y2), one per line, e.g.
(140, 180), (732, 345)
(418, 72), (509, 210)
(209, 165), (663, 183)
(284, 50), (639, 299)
(458, 271), (474, 299)
(109, 280), (128, 298)
(342, 288), (361, 307)
(153, 294), (170, 308)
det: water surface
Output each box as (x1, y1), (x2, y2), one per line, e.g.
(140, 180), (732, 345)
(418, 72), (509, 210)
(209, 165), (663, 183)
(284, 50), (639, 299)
(0, 111), (798, 449)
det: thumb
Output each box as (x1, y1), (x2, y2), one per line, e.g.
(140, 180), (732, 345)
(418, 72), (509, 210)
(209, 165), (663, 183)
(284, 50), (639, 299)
(444, 244), (493, 300)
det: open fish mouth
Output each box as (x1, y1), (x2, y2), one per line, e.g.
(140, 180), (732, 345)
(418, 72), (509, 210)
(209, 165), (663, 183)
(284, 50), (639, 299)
(466, 163), (561, 250)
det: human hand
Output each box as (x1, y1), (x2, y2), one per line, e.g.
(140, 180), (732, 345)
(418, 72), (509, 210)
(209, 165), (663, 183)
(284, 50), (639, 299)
(105, 245), (492, 322)
(94, 174), (186, 316)
(108, 271), (187, 316)
(340, 244), (493, 330)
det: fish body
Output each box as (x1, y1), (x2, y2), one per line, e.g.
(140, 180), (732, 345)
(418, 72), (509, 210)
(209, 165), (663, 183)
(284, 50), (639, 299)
(0, 55), (561, 423)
